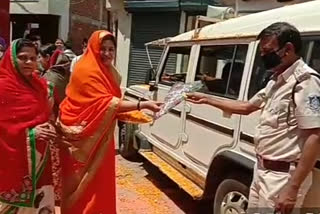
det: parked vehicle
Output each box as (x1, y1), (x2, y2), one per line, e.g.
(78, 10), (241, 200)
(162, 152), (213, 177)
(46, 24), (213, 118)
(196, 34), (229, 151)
(119, 1), (320, 213)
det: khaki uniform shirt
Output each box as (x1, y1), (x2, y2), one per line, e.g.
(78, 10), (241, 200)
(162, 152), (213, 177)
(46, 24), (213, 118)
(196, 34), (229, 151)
(250, 59), (320, 162)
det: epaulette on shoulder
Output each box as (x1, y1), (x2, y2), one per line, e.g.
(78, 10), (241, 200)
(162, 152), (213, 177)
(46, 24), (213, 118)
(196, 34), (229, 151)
(293, 66), (311, 83)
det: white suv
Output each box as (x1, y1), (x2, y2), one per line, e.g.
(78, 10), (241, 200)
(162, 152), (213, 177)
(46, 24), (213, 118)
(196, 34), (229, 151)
(119, 1), (320, 213)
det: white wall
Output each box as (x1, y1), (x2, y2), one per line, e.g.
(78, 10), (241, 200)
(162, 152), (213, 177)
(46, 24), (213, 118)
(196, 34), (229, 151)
(108, 0), (132, 87)
(49, 0), (70, 41)
(10, 0), (49, 14)
(107, 0), (123, 11)
(116, 10), (132, 88)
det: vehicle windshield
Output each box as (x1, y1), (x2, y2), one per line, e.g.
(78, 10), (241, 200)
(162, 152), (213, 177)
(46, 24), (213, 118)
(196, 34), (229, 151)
(159, 46), (192, 86)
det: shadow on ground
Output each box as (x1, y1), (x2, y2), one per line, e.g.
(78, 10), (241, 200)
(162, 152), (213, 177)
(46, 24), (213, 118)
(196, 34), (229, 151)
(140, 158), (212, 214)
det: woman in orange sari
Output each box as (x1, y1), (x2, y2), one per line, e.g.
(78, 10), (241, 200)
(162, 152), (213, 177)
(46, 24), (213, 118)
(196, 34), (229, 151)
(58, 30), (161, 214)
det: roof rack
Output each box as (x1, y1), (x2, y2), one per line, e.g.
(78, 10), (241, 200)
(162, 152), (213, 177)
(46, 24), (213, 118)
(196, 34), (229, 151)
(144, 37), (172, 48)
(193, 16), (222, 38)
(144, 37), (171, 73)
(193, 5), (236, 38)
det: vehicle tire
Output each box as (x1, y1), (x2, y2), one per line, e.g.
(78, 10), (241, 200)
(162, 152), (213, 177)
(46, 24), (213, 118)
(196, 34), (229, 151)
(213, 177), (250, 214)
(118, 122), (139, 160)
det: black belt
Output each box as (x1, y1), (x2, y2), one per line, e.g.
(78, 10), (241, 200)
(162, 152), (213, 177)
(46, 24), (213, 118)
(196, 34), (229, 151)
(257, 156), (297, 173)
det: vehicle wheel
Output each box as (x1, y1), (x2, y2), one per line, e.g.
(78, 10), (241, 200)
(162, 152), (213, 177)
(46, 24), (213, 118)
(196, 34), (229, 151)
(213, 178), (249, 214)
(118, 122), (139, 160)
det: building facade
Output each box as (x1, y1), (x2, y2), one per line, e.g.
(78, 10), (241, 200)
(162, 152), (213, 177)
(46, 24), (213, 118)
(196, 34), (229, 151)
(117, 0), (314, 87)
(69, 0), (112, 55)
(121, 0), (222, 86)
(10, 0), (70, 44)
(68, 0), (312, 87)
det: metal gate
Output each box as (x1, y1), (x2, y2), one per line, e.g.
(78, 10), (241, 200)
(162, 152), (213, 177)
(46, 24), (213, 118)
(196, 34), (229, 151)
(127, 12), (180, 86)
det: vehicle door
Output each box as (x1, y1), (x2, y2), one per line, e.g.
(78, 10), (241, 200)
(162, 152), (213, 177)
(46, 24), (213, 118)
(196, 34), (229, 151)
(182, 42), (250, 168)
(148, 44), (193, 150)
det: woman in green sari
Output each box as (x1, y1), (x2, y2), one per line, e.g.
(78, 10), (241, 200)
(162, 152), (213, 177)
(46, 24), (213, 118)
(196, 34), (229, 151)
(0, 39), (57, 214)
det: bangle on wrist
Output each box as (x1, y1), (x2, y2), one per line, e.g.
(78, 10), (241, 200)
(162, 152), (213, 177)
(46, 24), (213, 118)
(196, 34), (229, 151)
(137, 99), (141, 111)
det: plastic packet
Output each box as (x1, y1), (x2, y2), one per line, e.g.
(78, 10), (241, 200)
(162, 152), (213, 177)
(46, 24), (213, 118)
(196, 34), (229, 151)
(154, 81), (203, 120)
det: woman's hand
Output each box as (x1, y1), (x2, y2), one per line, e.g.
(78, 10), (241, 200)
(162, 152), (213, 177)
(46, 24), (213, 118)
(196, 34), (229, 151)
(187, 92), (208, 104)
(57, 135), (74, 149)
(35, 122), (57, 141)
(140, 101), (163, 112)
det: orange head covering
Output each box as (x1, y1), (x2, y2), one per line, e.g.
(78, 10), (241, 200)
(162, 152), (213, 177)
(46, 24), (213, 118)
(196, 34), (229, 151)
(60, 30), (121, 137)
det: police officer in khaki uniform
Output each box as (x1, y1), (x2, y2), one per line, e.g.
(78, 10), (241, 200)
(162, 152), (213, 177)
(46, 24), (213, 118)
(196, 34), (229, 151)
(188, 22), (320, 214)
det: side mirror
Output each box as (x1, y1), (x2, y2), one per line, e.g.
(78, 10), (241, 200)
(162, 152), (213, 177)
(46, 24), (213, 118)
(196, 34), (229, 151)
(145, 67), (156, 84)
(149, 81), (158, 92)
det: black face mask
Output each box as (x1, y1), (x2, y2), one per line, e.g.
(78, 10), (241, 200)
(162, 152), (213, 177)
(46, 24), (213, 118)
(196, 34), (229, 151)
(261, 49), (283, 70)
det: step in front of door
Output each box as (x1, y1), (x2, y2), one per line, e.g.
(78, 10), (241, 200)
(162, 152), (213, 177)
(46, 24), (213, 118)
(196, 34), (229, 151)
(139, 151), (203, 199)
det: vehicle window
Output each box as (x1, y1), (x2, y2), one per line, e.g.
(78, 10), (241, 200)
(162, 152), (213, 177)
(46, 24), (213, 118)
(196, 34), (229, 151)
(247, 50), (270, 100)
(248, 38), (319, 99)
(160, 46), (191, 86)
(308, 40), (320, 73)
(195, 45), (248, 99)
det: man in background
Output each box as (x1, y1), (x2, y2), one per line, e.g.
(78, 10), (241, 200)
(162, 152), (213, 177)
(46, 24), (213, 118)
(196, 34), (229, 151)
(70, 38), (88, 73)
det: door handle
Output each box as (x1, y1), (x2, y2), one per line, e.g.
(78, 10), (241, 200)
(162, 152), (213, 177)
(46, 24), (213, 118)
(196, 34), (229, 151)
(185, 103), (192, 114)
(179, 133), (188, 143)
(149, 82), (158, 92)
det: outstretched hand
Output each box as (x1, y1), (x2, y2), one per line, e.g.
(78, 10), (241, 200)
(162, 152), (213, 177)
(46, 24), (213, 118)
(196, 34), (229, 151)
(141, 101), (163, 112)
(186, 92), (208, 104)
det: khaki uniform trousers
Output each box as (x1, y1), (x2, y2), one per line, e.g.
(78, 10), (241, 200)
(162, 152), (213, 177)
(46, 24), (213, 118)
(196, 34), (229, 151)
(247, 163), (312, 214)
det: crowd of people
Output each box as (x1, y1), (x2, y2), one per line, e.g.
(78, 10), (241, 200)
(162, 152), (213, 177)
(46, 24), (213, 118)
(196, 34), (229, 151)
(0, 30), (161, 214)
